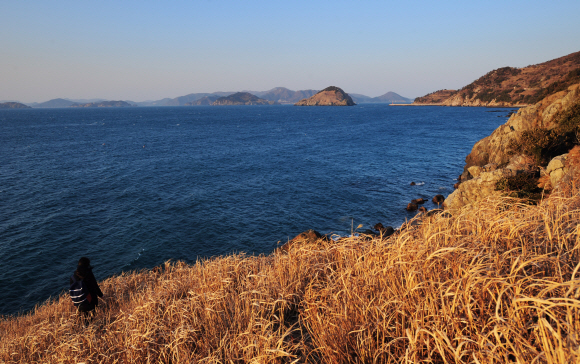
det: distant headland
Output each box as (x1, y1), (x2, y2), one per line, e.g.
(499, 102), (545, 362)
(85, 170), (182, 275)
(0, 102), (31, 109)
(413, 50), (580, 107)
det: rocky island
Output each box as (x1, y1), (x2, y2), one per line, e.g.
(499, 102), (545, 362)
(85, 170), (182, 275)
(0, 102), (31, 109)
(294, 86), (356, 106)
(211, 92), (277, 105)
(70, 100), (134, 108)
(414, 50), (580, 107)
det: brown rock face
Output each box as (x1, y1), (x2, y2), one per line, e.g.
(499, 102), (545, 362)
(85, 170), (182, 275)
(464, 84), (580, 170)
(294, 86), (355, 106)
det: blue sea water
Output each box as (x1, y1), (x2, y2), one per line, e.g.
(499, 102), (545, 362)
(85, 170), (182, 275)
(0, 105), (513, 316)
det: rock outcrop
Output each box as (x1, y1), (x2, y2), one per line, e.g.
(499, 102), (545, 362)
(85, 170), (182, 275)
(464, 83), (580, 170)
(276, 229), (329, 253)
(445, 84), (580, 211)
(546, 154), (569, 188)
(212, 92), (276, 106)
(294, 86), (355, 106)
(0, 102), (31, 109)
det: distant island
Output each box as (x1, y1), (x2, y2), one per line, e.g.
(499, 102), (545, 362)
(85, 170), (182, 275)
(413, 50), (580, 106)
(0, 102), (31, 109)
(13, 88), (412, 108)
(350, 91), (413, 104)
(185, 96), (220, 106)
(69, 101), (134, 108)
(294, 86), (355, 106)
(210, 92), (277, 106)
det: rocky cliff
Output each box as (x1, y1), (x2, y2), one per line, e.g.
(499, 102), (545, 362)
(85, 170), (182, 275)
(212, 92), (276, 106)
(414, 50), (580, 107)
(444, 83), (580, 211)
(0, 102), (31, 109)
(464, 83), (580, 169)
(294, 86), (355, 106)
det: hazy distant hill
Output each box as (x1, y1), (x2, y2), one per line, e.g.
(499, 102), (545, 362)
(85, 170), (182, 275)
(254, 87), (319, 104)
(70, 101), (133, 108)
(414, 50), (580, 106)
(137, 92), (233, 107)
(0, 102), (31, 109)
(212, 92), (277, 105)
(30, 98), (77, 108)
(350, 92), (412, 104)
(185, 96), (221, 106)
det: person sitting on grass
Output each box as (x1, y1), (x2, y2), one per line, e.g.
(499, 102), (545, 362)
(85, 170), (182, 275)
(69, 257), (104, 326)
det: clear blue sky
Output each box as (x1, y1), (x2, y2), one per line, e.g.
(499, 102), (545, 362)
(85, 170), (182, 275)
(2, 0), (579, 103)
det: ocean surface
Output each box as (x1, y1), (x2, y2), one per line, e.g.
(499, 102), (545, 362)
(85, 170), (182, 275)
(0, 104), (514, 316)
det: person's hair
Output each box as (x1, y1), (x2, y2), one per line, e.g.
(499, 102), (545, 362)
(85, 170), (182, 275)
(78, 257), (91, 267)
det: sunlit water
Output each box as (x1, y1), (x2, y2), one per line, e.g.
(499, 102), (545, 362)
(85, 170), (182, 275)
(0, 104), (513, 315)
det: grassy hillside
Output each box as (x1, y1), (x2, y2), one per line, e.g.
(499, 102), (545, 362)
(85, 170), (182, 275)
(1, 177), (579, 363)
(414, 51), (580, 106)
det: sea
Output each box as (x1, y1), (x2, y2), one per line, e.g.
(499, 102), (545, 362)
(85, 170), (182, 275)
(0, 104), (514, 316)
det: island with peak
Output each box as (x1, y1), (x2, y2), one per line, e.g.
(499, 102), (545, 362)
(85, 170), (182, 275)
(294, 86), (356, 106)
(0, 102), (31, 109)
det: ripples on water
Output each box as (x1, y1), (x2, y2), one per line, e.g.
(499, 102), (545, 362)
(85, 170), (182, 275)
(0, 105), (513, 315)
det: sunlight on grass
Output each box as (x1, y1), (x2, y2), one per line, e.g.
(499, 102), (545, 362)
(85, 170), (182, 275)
(1, 178), (579, 363)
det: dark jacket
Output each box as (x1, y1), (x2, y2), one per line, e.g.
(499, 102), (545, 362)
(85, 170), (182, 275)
(70, 266), (103, 311)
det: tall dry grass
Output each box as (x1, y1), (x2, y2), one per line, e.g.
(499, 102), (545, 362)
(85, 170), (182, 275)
(1, 180), (580, 363)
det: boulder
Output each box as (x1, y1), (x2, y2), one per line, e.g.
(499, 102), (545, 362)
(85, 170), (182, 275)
(411, 198), (426, 204)
(406, 203), (418, 211)
(444, 167), (522, 211)
(418, 206), (428, 213)
(546, 154), (569, 188)
(410, 182), (416, 186)
(373, 223), (395, 237)
(277, 229), (328, 253)
(432, 195), (445, 205)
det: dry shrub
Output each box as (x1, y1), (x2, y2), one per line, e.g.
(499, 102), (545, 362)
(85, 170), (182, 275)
(2, 181), (580, 363)
(567, 145), (580, 169)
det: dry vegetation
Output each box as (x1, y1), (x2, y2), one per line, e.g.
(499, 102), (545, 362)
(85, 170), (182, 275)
(2, 181), (580, 363)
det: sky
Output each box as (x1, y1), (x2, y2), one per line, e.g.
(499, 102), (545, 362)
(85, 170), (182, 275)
(1, 0), (579, 103)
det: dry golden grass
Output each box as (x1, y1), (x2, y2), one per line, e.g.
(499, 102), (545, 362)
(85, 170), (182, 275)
(2, 180), (580, 363)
